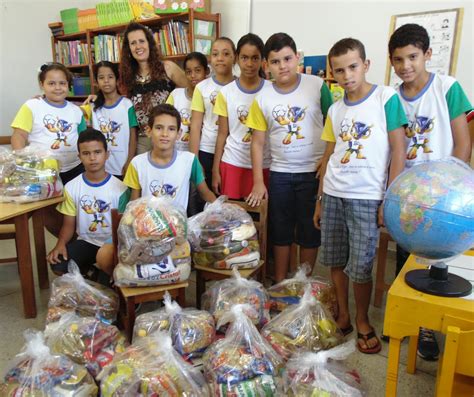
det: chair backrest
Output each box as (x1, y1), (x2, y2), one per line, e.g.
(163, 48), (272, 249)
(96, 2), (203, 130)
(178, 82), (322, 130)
(442, 315), (474, 377)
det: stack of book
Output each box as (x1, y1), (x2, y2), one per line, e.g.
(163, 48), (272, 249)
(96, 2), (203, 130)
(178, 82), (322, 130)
(60, 8), (79, 34)
(55, 41), (90, 66)
(94, 35), (123, 63)
(157, 21), (190, 56)
(96, 0), (134, 27)
(48, 22), (64, 37)
(78, 9), (99, 31)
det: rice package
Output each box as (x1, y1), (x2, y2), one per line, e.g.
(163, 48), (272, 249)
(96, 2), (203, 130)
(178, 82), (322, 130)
(45, 312), (128, 378)
(47, 261), (119, 324)
(203, 304), (283, 396)
(188, 196), (260, 270)
(0, 329), (98, 396)
(118, 196), (187, 266)
(280, 341), (364, 396)
(0, 145), (63, 203)
(133, 292), (215, 358)
(262, 286), (343, 360)
(268, 264), (338, 318)
(98, 332), (209, 396)
(202, 267), (270, 329)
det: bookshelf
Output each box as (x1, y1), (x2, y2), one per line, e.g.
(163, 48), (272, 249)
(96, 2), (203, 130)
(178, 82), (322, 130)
(51, 10), (221, 96)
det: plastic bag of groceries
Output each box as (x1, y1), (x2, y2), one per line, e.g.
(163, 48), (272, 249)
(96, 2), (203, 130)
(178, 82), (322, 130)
(0, 329), (97, 396)
(47, 261), (119, 324)
(0, 145), (63, 203)
(267, 263), (338, 318)
(261, 285), (344, 360)
(203, 304), (283, 396)
(118, 196), (187, 266)
(45, 312), (128, 378)
(133, 292), (215, 359)
(280, 340), (364, 396)
(188, 196), (260, 270)
(98, 332), (209, 396)
(202, 267), (270, 330)
(113, 240), (191, 286)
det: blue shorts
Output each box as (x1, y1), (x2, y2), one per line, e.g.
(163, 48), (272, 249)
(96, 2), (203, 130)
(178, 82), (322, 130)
(269, 171), (320, 248)
(320, 194), (381, 283)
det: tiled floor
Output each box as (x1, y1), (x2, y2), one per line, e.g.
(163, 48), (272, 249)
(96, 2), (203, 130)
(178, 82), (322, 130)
(0, 226), (439, 396)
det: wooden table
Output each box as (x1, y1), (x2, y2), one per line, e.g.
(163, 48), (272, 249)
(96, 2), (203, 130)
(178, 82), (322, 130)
(383, 251), (474, 396)
(0, 196), (64, 318)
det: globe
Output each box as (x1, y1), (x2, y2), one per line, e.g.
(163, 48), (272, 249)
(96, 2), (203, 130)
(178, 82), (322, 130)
(384, 157), (474, 297)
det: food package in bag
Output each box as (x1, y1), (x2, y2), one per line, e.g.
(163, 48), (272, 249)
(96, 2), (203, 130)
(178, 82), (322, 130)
(0, 329), (98, 396)
(118, 196), (187, 266)
(47, 261), (119, 324)
(133, 291), (215, 358)
(267, 263), (338, 318)
(98, 332), (209, 396)
(262, 285), (344, 360)
(203, 304), (283, 396)
(45, 312), (128, 378)
(188, 196), (260, 269)
(280, 340), (364, 396)
(202, 267), (270, 330)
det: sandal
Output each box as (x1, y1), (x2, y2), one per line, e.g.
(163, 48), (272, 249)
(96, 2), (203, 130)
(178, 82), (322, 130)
(357, 329), (382, 354)
(340, 324), (354, 336)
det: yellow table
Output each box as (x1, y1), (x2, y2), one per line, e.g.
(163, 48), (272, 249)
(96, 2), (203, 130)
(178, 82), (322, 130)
(0, 196), (64, 318)
(384, 251), (474, 396)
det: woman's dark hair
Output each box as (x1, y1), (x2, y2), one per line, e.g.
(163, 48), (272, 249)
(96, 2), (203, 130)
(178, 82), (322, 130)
(38, 62), (73, 89)
(93, 61), (119, 111)
(388, 23), (430, 57)
(147, 103), (181, 131)
(120, 22), (166, 96)
(236, 33), (266, 79)
(183, 51), (208, 71)
(77, 127), (108, 152)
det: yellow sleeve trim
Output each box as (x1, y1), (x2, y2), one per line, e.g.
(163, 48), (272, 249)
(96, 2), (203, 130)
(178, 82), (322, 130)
(166, 94), (175, 106)
(11, 104), (33, 132)
(321, 116), (336, 142)
(246, 99), (267, 131)
(80, 104), (92, 121)
(191, 86), (205, 113)
(213, 91), (228, 117)
(57, 189), (76, 216)
(123, 162), (141, 190)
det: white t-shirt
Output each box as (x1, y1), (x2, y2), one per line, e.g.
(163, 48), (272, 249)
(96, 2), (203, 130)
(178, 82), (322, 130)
(246, 74), (333, 173)
(123, 150), (205, 210)
(191, 76), (232, 154)
(322, 85), (407, 200)
(396, 73), (472, 168)
(11, 98), (86, 172)
(57, 173), (130, 246)
(84, 97), (138, 175)
(166, 88), (192, 152)
(213, 78), (272, 169)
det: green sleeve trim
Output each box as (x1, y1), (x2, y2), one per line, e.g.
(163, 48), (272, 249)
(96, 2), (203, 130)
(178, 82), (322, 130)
(190, 156), (205, 186)
(446, 81), (472, 120)
(128, 106), (139, 128)
(320, 83), (333, 118)
(118, 188), (131, 213)
(384, 94), (408, 132)
(78, 116), (87, 133)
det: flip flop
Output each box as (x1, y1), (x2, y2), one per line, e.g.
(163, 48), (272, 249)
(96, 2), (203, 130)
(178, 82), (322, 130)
(340, 324), (354, 336)
(357, 329), (382, 354)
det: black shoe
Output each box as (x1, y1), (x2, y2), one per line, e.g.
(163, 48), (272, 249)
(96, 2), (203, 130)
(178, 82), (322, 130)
(417, 327), (439, 361)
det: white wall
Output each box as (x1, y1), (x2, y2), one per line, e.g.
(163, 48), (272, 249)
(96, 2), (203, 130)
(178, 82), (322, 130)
(1, 0), (472, 135)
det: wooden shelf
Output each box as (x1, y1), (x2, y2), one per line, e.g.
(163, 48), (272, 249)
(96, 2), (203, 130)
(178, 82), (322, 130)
(66, 64), (89, 69)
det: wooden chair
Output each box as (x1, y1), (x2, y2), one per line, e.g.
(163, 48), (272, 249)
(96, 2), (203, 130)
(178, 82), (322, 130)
(373, 228), (393, 307)
(194, 199), (268, 309)
(111, 209), (188, 341)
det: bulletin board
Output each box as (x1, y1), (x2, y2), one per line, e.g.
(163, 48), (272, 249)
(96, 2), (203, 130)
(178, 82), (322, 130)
(385, 8), (464, 88)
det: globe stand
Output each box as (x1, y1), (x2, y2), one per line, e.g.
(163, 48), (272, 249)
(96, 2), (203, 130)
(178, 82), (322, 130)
(405, 262), (472, 297)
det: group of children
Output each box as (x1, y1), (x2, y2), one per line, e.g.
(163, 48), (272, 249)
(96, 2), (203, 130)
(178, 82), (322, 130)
(10, 23), (471, 358)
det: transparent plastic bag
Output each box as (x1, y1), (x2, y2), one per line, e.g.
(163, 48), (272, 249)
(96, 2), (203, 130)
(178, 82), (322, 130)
(203, 304), (283, 396)
(98, 332), (209, 396)
(45, 312), (128, 378)
(262, 285), (343, 360)
(202, 267), (270, 330)
(113, 241), (191, 286)
(188, 196), (260, 269)
(281, 340), (364, 396)
(268, 263), (338, 318)
(0, 329), (98, 396)
(118, 196), (188, 266)
(0, 145), (63, 203)
(47, 261), (119, 324)
(133, 291), (215, 359)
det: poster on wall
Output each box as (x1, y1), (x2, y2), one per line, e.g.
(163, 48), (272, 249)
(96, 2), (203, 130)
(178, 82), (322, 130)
(385, 8), (463, 88)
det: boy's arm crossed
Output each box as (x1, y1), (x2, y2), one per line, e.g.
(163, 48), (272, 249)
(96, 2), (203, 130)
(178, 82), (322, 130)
(246, 129), (266, 207)
(47, 215), (76, 264)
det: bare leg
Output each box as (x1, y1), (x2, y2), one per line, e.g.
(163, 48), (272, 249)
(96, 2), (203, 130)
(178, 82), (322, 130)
(300, 247), (318, 276)
(331, 266), (350, 329)
(274, 245), (291, 282)
(353, 280), (378, 349)
(96, 244), (115, 275)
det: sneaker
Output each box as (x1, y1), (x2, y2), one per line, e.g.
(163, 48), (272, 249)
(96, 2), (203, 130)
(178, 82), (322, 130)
(417, 327), (439, 361)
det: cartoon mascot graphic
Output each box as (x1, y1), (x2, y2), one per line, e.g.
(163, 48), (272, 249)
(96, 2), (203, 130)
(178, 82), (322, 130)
(339, 118), (372, 163)
(98, 117), (121, 146)
(149, 180), (178, 199)
(43, 114), (73, 149)
(236, 105), (254, 143)
(405, 115), (435, 159)
(179, 109), (191, 142)
(80, 195), (111, 232)
(272, 104), (307, 145)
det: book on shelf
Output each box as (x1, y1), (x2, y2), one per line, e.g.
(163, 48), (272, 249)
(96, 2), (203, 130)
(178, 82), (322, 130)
(94, 34), (123, 63)
(77, 8), (99, 31)
(129, 0), (155, 19)
(157, 21), (190, 56)
(55, 40), (89, 66)
(194, 38), (212, 55)
(193, 19), (215, 37)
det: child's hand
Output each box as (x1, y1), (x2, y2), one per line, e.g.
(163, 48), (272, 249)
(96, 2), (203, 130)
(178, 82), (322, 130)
(377, 203), (384, 227)
(47, 243), (68, 265)
(314, 201), (322, 230)
(212, 169), (221, 195)
(246, 182), (267, 208)
(82, 94), (97, 105)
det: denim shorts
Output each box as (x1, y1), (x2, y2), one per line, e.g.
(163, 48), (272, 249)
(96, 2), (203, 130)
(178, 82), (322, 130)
(320, 194), (381, 283)
(269, 171), (320, 248)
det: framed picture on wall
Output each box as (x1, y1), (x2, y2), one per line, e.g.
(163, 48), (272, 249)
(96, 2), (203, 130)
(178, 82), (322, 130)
(385, 8), (464, 88)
